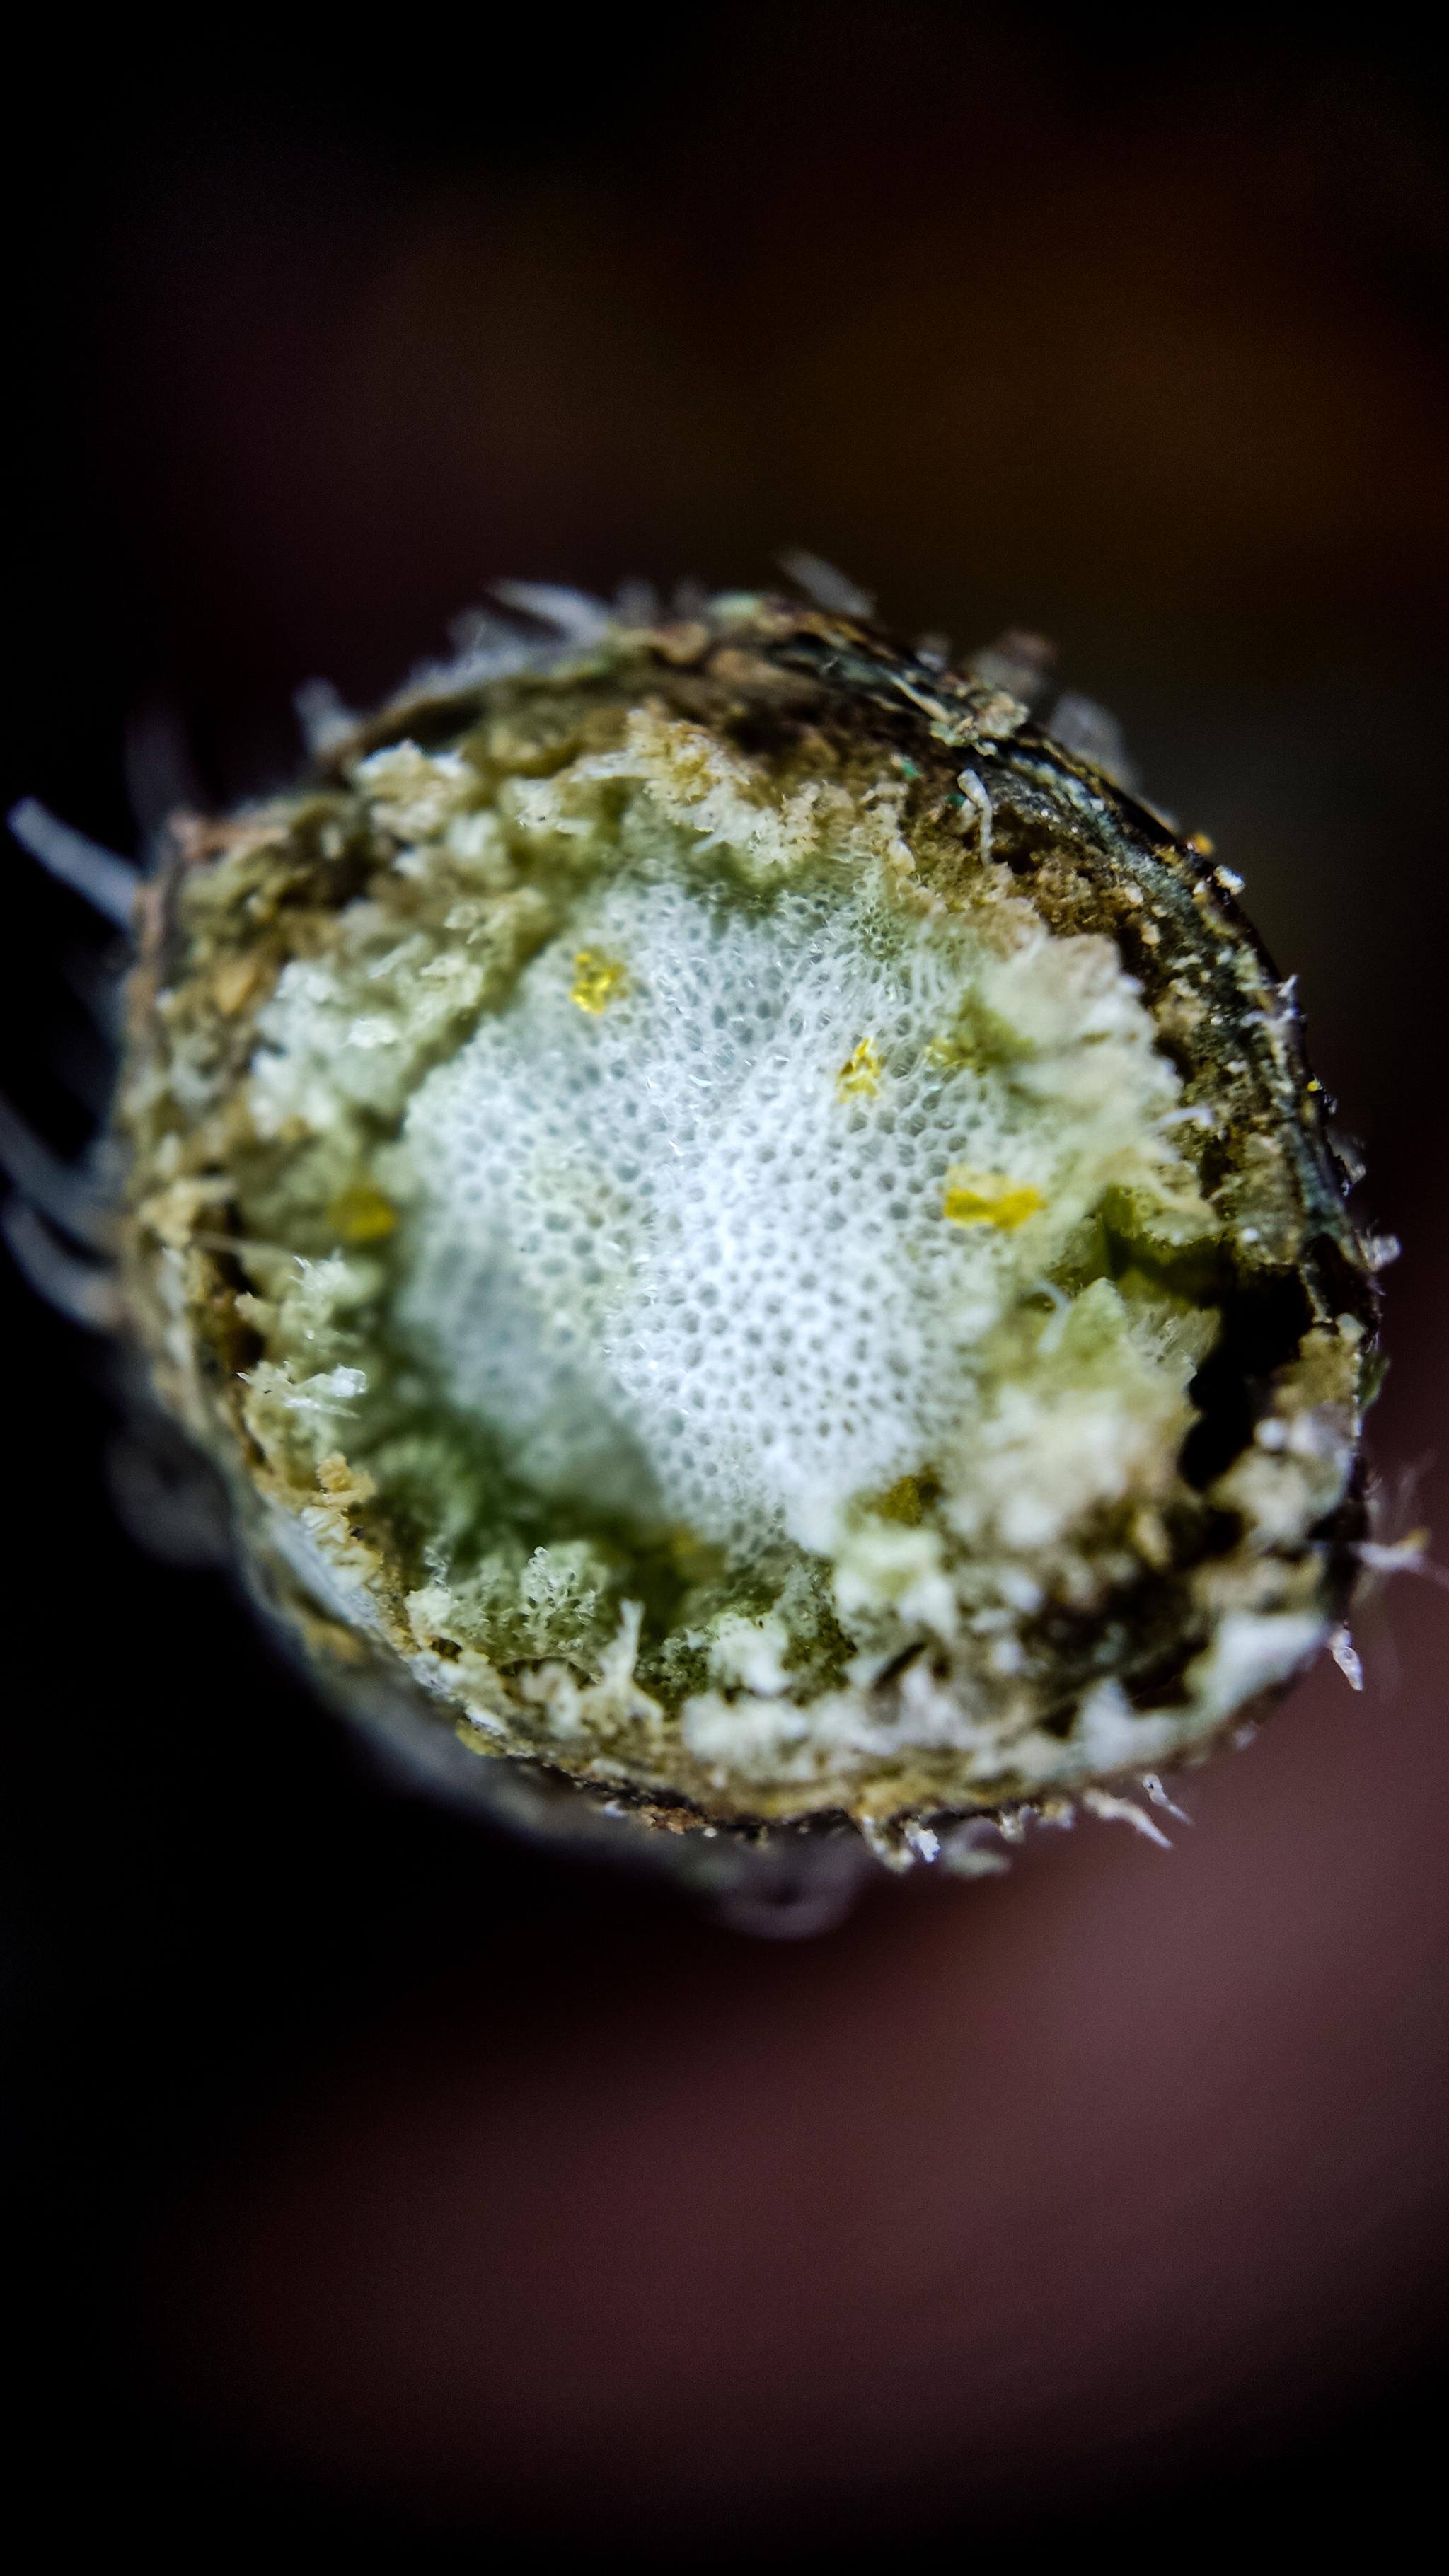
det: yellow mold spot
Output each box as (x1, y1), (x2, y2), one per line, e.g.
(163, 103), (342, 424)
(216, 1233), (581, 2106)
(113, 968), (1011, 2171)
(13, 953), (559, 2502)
(837, 1036), (882, 1100)
(327, 1184), (398, 1244)
(570, 950), (628, 1014)
(942, 1167), (1046, 1229)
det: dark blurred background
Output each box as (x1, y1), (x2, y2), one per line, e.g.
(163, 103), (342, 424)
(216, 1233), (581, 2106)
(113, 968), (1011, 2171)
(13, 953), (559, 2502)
(5, 11), (1449, 2558)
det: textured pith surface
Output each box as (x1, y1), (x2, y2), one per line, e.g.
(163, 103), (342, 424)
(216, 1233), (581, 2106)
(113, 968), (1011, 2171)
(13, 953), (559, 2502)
(117, 600), (1378, 1839)
(394, 855), (1188, 1554)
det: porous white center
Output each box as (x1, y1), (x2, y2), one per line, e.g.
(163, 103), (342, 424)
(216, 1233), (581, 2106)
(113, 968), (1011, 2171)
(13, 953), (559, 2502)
(392, 864), (1185, 1557)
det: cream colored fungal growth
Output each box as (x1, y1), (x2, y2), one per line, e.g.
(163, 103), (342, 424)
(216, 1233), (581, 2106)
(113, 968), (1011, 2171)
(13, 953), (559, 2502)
(117, 594), (1380, 1859)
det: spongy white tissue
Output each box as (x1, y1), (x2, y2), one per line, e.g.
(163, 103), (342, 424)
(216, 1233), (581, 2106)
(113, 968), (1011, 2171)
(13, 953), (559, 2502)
(393, 867), (1182, 1556)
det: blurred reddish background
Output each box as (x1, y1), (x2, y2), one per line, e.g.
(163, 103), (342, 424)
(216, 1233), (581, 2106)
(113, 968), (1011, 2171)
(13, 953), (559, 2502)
(5, 11), (1448, 2555)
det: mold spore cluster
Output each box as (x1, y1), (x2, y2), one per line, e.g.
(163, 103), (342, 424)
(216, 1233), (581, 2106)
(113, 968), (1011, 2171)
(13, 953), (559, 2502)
(116, 601), (1376, 1835)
